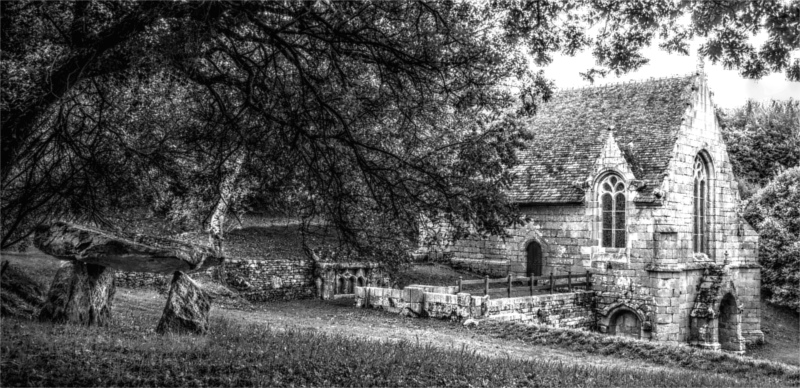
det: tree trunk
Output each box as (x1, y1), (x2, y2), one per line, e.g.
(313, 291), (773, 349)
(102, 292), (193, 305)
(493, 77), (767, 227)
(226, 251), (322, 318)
(156, 271), (211, 335)
(38, 261), (116, 325)
(207, 151), (246, 255)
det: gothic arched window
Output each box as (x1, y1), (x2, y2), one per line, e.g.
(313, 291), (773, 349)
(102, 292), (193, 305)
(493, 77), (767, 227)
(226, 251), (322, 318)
(599, 175), (626, 248)
(693, 155), (710, 254)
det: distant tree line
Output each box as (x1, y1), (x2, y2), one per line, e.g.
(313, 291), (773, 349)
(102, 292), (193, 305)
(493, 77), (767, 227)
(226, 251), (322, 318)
(721, 99), (800, 310)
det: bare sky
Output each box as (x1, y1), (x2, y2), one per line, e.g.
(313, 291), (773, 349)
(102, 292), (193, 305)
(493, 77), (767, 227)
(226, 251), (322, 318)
(540, 44), (800, 110)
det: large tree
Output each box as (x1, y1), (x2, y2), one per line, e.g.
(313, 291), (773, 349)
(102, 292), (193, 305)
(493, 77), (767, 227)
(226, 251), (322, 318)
(743, 167), (800, 311)
(720, 99), (800, 198)
(2, 0), (798, 252)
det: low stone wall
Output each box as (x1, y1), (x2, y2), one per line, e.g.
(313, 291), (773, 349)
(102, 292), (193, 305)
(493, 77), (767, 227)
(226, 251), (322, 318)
(354, 285), (487, 319)
(224, 259), (315, 301)
(115, 258), (315, 302)
(355, 284), (596, 330)
(484, 292), (595, 329)
(115, 271), (177, 290)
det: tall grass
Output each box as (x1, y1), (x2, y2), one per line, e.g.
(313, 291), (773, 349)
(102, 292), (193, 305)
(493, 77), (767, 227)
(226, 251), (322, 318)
(2, 314), (794, 388)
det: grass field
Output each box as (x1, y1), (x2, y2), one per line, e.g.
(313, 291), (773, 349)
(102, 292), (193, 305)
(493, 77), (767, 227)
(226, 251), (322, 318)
(2, 249), (799, 387)
(2, 313), (794, 388)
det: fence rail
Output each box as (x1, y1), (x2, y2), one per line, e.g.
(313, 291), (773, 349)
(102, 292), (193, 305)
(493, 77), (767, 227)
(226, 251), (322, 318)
(457, 271), (592, 298)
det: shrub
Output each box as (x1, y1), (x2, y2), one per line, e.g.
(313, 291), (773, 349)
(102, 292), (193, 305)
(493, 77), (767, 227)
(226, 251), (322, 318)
(743, 166), (800, 311)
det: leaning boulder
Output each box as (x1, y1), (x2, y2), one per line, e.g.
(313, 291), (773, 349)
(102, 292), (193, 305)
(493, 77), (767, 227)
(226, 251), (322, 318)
(1, 261), (46, 319)
(156, 271), (211, 335)
(33, 222), (223, 274)
(38, 261), (116, 325)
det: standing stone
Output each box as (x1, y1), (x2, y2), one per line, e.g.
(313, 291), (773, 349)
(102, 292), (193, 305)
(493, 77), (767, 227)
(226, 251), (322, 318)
(156, 272), (211, 335)
(38, 261), (116, 325)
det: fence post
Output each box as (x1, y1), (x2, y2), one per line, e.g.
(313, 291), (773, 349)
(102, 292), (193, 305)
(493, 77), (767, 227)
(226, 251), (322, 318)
(529, 275), (534, 296)
(549, 271), (554, 294)
(586, 270), (591, 290)
(568, 270), (572, 292)
(458, 276), (463, 293)
(484, 275), (489, 296)
(507, 274), (512, 298)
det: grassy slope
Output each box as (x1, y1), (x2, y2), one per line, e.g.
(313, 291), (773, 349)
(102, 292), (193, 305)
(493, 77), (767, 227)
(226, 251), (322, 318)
(394, 262), (484, 288)
(748, 301), (800, 366)
(3, 313), (777, 388)
(470, 321), (799, 385)
(2, 252), (800, 387)
(184, 217), (336, 261)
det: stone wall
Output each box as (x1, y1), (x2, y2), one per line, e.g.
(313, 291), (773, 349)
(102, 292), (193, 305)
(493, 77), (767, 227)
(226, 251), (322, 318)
(484, 292), (595, 329)
(115, 257), (315, 302)
(355, 284), (596, 330)
(224, 259), (315, 301)
(732, 266), (763, 343)
(116, 271), (177, 290)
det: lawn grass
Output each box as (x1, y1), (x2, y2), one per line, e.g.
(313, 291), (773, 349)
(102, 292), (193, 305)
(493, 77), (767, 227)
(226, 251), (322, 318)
(747, 301), (800, 366)
(394, 262), (484, 288)
(1, 313), (789, 388)
(470, 320), (800, 386)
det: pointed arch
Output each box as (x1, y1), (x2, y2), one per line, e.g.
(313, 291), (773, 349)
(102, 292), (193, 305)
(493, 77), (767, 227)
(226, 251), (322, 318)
(693, 151), (714, 255)
(597, 173), (627, 248)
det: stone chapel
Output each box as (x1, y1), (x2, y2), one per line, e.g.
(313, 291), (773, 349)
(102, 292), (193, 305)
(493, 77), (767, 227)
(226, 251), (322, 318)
(426, 68), (764, 351)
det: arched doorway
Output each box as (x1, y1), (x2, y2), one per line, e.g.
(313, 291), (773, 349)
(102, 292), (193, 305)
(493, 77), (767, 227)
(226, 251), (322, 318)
(610, 310), (641, 339)
(718, 293), (742, 352)
(526, 240), (543, 278)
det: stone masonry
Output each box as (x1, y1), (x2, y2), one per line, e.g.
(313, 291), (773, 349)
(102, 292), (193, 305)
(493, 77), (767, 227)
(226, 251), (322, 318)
(355, 284), (594, 330)
(117, 256), (394, 302)
(420, 68), (763, 351)
(117, 258), (316, 301)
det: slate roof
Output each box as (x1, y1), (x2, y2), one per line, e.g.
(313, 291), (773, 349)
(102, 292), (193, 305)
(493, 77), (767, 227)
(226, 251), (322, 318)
(509, 74), (696, 204)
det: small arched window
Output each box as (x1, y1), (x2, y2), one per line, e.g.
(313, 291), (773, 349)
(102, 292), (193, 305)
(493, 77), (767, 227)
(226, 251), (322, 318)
(599, 175), (626, 248)
(693, 155), (710, 254)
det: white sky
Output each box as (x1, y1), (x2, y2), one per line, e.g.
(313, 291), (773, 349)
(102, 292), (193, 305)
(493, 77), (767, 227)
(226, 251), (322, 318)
(539, 42), (800, 110)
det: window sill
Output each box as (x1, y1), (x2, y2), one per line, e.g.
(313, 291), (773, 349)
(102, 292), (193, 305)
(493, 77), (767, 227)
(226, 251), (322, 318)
(592, 246), (627, 254)
(591, 246), (629, 262)
(692, 253), (713, 262)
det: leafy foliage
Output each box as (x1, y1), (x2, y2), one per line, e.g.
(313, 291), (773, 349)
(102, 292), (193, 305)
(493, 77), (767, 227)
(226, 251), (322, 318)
(2, 1), (798, 255)
(743, 167), (800, 311)
(720, 99), (800, 197)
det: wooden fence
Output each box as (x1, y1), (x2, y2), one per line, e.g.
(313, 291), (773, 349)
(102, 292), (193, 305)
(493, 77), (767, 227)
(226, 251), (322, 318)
(457, 271), (592, 298)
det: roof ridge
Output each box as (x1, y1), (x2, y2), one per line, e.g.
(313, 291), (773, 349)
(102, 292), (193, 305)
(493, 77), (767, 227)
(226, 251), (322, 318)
(554, 73), (696, 94)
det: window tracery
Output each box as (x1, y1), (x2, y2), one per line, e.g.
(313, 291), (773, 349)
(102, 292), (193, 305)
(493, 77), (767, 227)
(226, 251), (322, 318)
(599, 175), (626, 248)
(693, 155), (710, 254)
